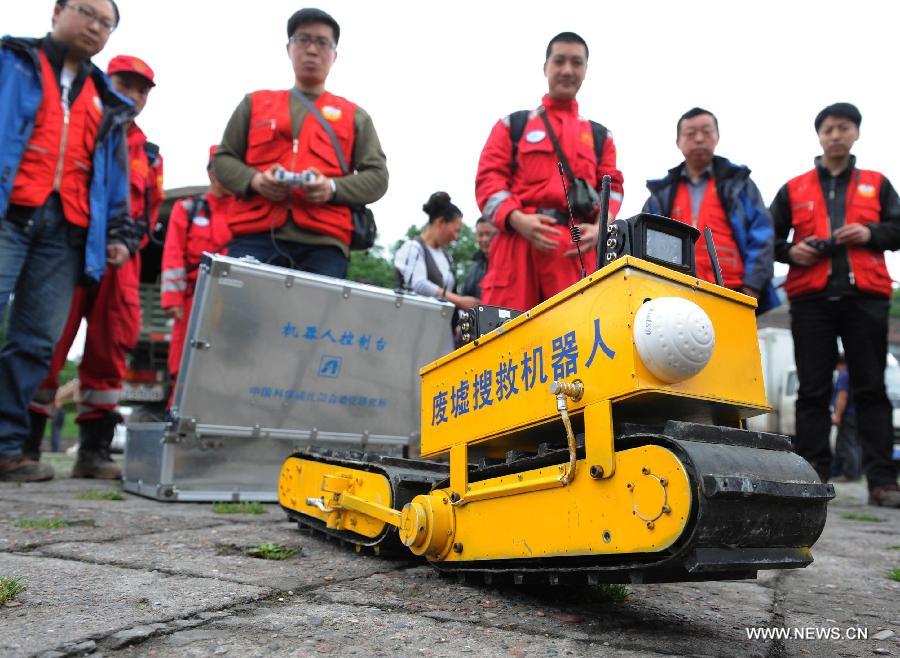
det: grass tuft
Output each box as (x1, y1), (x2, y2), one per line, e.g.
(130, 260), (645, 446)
(0, 577), (26, 605)
(211, 502), (267, 515)
(245, 543), (297, 560)
(77, 490), (125, 501)
(843, 513), (884, 522)
(593, 583), (629, 603)
(16, 518), (68, 529)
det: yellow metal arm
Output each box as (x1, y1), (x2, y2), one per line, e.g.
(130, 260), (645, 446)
(335, 492), (402, 528)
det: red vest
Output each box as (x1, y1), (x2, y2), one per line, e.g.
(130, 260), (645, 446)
(127, 123), (164, 250)
(785, 168), (890, 299)
(9, 51), (102, 228)
(228, 90), (356, 244)
(670, 178), (744, 289)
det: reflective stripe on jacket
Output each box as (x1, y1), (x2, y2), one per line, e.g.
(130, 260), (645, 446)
(161, 193), (231, 308)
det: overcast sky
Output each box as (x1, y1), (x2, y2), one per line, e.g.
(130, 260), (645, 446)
(7, 0), (900, 280)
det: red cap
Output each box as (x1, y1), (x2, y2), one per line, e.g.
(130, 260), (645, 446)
(106, 55), (155, 87)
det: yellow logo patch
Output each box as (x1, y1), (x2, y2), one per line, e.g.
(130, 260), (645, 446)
(322, 105), (342, 121)
(858, 183), (876, 198)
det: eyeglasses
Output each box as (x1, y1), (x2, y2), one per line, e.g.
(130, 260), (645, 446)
(289, 33), (336, 51)
(64, 2), (117, 33)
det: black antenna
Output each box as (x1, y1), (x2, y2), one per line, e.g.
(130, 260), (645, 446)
(596, 175), (611, 271)
(557, 162), (586, 278)
(704, 227), (724, 286)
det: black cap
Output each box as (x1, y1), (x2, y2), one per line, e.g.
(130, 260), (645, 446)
(815, 102), (861, 133)
(287, 8), (340, 44)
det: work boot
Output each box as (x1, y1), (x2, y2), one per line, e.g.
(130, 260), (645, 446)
(868, 484), (900, 508)
(23, 410), (48, 461)
(0, 454), (55, 482)
(71, 414), (122, 480)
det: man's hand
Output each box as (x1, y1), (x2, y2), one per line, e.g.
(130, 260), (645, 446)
(164, 306), (184, 321)
(106, 244), (129, 269)
(564, 222), (599, 258)
(831, 413), (842, 427)
(833, 223), (871, 246)
(788, 241), (822, 266)
(301, 167), (335, 204)
(741, 287), (760, 299)
(508, 210), (559, 252)
(250, 165), (290, 202)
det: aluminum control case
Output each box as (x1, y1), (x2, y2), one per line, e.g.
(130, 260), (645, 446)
(124, 254), (454, 501)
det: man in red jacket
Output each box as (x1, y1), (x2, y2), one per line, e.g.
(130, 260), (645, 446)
(161, 147), (232, 389)
(27, 54), (163, 479)
(771, 102), (900, 507)
(475, 31), (624, 311)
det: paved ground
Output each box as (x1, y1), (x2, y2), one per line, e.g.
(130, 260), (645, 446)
(1, 456), (898, 658)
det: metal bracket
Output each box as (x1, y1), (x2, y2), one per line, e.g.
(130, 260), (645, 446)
(342, 286), (352, 300)
(211, 260), (231, 278)
(285, 275), (294, 288)
(190, 339), (211, 350)
(174, 416), (198, 439)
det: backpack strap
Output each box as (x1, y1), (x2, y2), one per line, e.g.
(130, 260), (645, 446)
(589, 121), (607, 166)
(509, 111), (609, 179)
(144, 141), (161, 165)
(508, 110), (530, 176)
(413, 236), (448, 289)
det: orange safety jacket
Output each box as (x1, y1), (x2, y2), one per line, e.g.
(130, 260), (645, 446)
(785, 168), (891, 299)
(670, 178), (744, 289)
(161, 193), (232, 308)
(127, 123), (163, 248)
(228, 90), (356, 245)
(8, 50), (101, 228)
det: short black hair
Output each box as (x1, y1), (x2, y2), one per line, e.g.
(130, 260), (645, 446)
(56, 0), (120, 27)
(475, 215), (491, 226)
(815, 102), (861, 133)
(545, 32), (588, 61)
(677, 107), (718, 138)
(287, 7), (340, 44)
(423, 192), (462, 224)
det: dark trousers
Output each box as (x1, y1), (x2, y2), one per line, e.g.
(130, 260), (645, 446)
(831, 414), (862, 480)
(227, 234), (348, 279)
(0, 196), (81, 456)
(791, 296), (898, 489)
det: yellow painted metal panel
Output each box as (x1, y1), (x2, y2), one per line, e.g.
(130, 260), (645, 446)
(435, 444), (691, 562)
(278, 456), (392, 538)
(420, 257), (766, 458)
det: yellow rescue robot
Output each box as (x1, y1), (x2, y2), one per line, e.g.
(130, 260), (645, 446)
(279, 212), (833, 585)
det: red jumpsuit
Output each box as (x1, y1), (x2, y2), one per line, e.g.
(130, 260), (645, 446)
(475, 95), (624, 311)
(161, 193), (232, 379)
(30, 124), (163, 422)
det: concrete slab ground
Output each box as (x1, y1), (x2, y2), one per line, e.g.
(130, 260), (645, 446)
(1, 474), (897, 657)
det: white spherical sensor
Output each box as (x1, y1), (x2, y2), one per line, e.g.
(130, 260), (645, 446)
(633, 297), (715, 383)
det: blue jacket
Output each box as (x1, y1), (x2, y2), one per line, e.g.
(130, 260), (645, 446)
(643, 155), (779, 314)
(0, 36), (137, 283)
